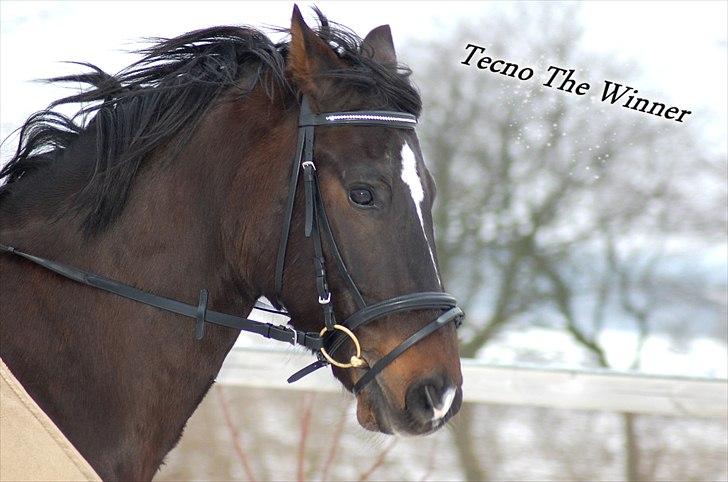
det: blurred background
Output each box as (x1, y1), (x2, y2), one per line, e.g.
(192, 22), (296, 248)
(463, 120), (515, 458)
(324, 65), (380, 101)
(2, 1), (726, 481)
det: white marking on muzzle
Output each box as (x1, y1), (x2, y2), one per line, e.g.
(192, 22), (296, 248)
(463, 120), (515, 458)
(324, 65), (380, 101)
(432, 387), (457, 421)
(400, 143), (442, 286)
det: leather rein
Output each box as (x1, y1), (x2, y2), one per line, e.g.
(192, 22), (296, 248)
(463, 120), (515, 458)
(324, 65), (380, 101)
(0, 96), (463, 395)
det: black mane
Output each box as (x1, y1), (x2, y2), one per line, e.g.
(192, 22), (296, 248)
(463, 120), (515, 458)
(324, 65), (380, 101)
(0, 10), (420, 234)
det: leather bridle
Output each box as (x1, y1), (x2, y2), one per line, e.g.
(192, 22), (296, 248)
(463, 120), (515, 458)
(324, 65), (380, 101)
(0, 95), (463, 395)
(277, 96), (463, 393)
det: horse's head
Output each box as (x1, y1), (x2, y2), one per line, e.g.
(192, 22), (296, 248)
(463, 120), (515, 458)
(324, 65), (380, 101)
(263, 7), (462, 436)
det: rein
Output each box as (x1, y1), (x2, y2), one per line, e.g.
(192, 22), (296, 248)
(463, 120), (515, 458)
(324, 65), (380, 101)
(0, 96), (463, 395)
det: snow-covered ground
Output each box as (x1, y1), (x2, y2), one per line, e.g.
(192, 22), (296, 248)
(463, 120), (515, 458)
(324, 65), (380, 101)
(478, 326), (727, 378)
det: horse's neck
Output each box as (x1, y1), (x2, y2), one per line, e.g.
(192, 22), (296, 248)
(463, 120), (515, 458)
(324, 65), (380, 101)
(0, 150), (253, 480)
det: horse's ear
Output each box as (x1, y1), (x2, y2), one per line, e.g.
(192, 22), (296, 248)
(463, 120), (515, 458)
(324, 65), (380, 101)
(289, 5), (343, 97)
(362, 25), (397, 66)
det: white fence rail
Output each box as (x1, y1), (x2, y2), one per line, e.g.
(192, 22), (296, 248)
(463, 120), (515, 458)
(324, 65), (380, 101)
(217, 346), (727, 419)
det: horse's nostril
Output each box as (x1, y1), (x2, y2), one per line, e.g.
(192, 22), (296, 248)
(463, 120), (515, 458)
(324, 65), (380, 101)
(406, 375), (457, 424)
(424, 385), (438, 410)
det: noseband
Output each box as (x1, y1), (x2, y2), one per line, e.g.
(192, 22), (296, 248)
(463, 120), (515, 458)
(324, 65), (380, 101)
(0, 96), (463, 395)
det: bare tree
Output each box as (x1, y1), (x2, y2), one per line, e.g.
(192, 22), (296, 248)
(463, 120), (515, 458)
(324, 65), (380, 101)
(403, 3), (726, 480)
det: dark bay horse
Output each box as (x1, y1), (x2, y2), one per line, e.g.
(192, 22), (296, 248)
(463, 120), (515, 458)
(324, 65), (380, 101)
(0, 6), (462, 480)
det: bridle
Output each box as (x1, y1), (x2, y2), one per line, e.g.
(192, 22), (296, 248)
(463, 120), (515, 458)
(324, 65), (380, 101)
(0, 95), (463, 395)
(276, 96), (463, 393)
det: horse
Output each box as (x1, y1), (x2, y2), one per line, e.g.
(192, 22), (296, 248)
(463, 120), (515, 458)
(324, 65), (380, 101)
(0, 6), (463, 480)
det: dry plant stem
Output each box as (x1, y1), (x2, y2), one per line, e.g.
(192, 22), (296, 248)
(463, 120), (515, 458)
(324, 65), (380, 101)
(357, 438), (398, 482)
(215, 385), (257, 482)
(419, 437), (440, 482)
(297, 393), (315, 482)
(319, 402), (350, 482)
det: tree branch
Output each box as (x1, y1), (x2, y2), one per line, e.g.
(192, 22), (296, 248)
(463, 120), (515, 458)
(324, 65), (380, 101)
(215, 385), (257, 482)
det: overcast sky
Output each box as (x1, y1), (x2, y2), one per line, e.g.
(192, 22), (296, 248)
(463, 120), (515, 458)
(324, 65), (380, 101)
(1, 1), (726, 160)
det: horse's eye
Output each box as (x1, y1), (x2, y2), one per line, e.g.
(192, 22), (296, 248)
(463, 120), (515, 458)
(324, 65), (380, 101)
(349, 188), (374, 206)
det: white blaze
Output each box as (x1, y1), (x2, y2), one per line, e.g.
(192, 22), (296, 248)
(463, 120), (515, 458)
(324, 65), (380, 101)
(432, 387), (457, 421)
(400, 143), (441, 286)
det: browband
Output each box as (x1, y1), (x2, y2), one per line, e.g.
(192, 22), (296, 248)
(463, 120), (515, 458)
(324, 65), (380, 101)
(299, 110), (417, 129)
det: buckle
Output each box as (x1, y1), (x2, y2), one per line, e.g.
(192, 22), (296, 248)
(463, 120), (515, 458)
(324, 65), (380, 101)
(301, 160), (316, 170)
(318, 292), (331, 305)
(284, 324), (299, 346)
(195, 289), (209, 340)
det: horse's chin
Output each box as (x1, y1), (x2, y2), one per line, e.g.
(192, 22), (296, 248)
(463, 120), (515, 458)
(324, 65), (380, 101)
(356, 391), (392, 433)
(354, 382), (453, 436)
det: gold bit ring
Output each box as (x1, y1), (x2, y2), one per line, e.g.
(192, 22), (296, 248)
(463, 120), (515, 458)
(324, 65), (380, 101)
(319, 324), (368, 369)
